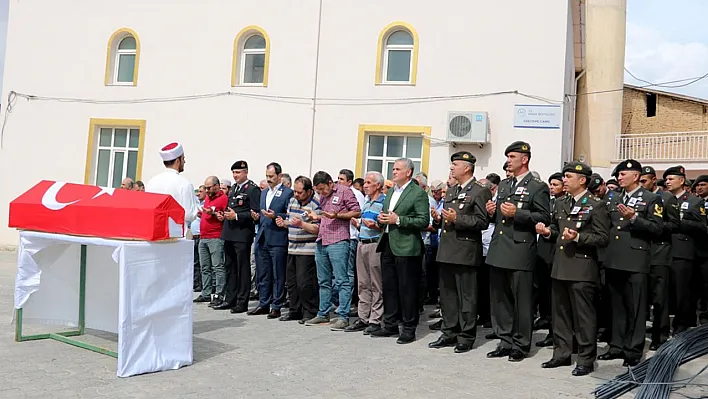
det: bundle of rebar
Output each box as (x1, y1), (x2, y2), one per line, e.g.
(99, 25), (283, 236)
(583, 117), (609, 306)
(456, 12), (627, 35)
(593, 324), (708, 399)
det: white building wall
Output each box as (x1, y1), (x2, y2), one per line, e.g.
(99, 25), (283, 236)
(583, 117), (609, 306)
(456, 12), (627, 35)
(0, 0), (573, 246)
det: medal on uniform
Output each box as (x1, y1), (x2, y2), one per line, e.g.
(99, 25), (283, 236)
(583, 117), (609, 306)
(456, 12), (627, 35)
(576, 221), (582, 228)
(582, 197), (587, 204)
(459, 204), (464, 210)
(238, 200), (243, 206)
(517, 202), (523, 208)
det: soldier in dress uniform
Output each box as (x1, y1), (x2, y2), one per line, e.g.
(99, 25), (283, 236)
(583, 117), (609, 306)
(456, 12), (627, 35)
(214, 161), (262, 313)
(692, 175), (708, 326)
(640, 166), (679, 350)
(485, 141), (551, 362)
(534, 172), (565, 348)
(592, 173), (616, 343)
(663, 166), (708, 335)
(598, 159), (662, 367)
(428, 151), (492, 353)
(537, 161), (609, 376)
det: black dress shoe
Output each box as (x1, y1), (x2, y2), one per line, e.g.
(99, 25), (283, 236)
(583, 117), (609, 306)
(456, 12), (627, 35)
(536, 336), (554, 347)
(572, 365), (593, 376)
(428, 309), (441, 319)
(454, 343), (473, 353)
(278, 312), (302, 321)
(533, 319), (551, 331)
(649, 340), (664, 351)
(483, 321), (492, 329)
(622, 358), (640, 367)
(298, 319), (306, 325)
(230, 306), (247, 314)
(397, 332), (415, 344)
(487, 347), (511, 358)
(344, 319), (368, 332)
(598, 351), (624, 361)
(213, 302), (233, 310)
(485, 332), (498, 340)
(429, 320), (442, 331)
(508, 349), (525, 362)
(267, 309), (281, 319)
(428, 336), (456, 349)
(541, 358), (571, 368)
(193, 296), (210, 303)
(247, 306), (270, 316)
(370, 327), (399, 337)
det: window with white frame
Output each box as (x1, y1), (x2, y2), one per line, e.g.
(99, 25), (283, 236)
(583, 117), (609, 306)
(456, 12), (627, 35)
(114, 36), (137, 84)
(383, 30), (414, 83)
(240, 34), (266, 84)
(365, 134), (423, 179)
(93, 127), (140, 188)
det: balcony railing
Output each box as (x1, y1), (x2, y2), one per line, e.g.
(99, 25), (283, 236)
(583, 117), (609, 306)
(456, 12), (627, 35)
(614, 131), (708, 162)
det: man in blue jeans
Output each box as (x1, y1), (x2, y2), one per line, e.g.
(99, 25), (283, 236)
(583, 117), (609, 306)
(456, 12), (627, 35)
(305, 171), (361, 331)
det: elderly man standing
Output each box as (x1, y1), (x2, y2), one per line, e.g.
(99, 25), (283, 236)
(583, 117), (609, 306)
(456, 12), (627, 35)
(145, 142), (199, 230)
(275, 176), (321, 323)
(194, 177), (228, 304)
(305, 171), (361, 330)
(372, 158), (430, 344)
(346, 171), (386, 334)
(429, 152), (491, 353)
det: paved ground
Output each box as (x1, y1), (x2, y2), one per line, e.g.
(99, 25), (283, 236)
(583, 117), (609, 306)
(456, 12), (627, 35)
(0, 250), (706, 398)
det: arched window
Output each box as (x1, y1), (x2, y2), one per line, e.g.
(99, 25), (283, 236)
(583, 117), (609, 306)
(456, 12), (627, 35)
(104, 28), (141, 86)
(232, 26), (271, 87)
(375, 22), (419, 85)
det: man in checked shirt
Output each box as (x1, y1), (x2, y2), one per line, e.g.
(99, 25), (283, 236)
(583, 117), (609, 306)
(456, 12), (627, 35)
(304, 171), (362, 331)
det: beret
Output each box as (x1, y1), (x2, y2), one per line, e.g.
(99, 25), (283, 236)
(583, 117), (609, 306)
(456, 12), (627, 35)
(615, 159), (642, 174)
(606, 179), (619, 186)
(548, 172), (564, 183)
(450, 151), (476, 164)
(504, 141), (531, 156)
(662, 165), (686, 180)
(562, 161), (593, 177)
(231, 160), (248, 170)
(641, 166), (656, 177)
(587, 173), (604, 191)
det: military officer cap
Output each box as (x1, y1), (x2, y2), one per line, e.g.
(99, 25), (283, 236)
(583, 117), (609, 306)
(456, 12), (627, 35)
(504, 141), (531, 156)
(548, 172), (563, 183)
(606, 178), (619, 186)
(641, 166), (657, 177)
(587, 173), (604, 191)
(430, 180), (445, 190)
(685, 179), (693, 188)
(562, 161), (593, 177)
(231, 160), (248, 171)
(663, 165), (686, 180)
(615, 159), (642, 174)
(450, 151), (476, 164)
(694, 175), (708, 186)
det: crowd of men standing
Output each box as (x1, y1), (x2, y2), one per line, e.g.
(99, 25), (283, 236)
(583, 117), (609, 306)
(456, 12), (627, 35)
(144, 139), (708, 379)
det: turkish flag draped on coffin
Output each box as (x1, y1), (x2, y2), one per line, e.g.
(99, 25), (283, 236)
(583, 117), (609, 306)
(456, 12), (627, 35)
(8, 180), (186, 241)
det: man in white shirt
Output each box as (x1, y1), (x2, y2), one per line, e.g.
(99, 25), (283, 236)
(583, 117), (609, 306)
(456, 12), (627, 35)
(145, 142), (199, 233)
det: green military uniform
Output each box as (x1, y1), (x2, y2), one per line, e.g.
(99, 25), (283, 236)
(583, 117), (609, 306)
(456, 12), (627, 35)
(640, 165), (679, 348)
(600, 159), (663, 366)
(485, 141), (551, 359)
(541, 162), (610, 375)
(664, 167), (708, 334)
(429, 152), (492, 353)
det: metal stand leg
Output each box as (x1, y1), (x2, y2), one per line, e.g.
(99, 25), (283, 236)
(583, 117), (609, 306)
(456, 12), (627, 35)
(15, 244), (118, 358)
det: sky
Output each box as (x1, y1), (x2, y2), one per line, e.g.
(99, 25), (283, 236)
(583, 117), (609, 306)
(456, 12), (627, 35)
(0, 1), (705, 100)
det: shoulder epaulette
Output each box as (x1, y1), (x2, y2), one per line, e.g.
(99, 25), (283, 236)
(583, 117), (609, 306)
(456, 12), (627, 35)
(474, 180), (485, 187)
(533, 177), (544, 183)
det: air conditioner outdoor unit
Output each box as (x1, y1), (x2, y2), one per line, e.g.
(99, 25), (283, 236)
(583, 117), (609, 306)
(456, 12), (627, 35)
(446, 111), (490, 144)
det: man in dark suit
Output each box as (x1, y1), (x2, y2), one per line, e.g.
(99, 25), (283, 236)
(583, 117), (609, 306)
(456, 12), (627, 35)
(599, 159), (662, 367)
(537, 162), (609, 377)
(215, 161), (261, 313)
(485, 141), (551, 362)
(371, 158), (430, 344)
(428, 151), (491, 353)
(248, 162), (294, 319)
(534, 172), (566, 348)
(640, 166), (679, 350)
(664, 166), (707, 336)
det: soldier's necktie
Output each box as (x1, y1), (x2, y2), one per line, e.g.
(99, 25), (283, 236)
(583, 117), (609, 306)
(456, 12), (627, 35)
(623, 193), (629, 204)
(510, 177), (518, 191)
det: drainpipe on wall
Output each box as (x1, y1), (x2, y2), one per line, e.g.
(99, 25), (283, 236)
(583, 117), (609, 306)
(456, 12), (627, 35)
(571, 69), (586, 162)
(307, 0), (324, 176)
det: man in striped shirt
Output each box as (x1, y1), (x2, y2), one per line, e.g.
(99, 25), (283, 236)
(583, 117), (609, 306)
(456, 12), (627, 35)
(275, 176), (321, 323)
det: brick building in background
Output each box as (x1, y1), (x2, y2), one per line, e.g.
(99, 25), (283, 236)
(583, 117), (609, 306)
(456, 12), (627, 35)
(615, 84), (708, 178)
